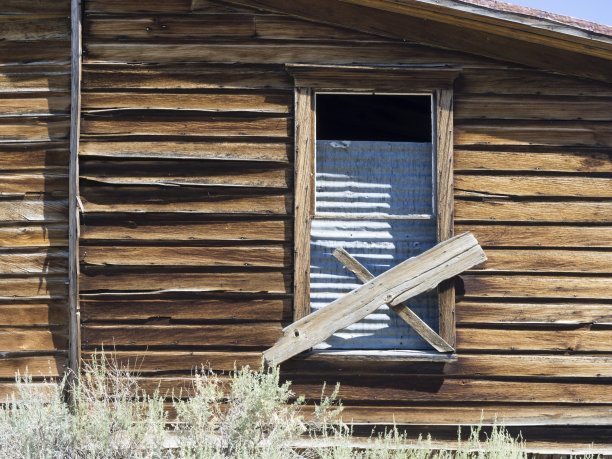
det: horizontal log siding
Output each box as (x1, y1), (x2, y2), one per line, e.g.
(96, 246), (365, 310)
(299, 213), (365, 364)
(79, 0), (612, 443)
(0, 2), (70, 384)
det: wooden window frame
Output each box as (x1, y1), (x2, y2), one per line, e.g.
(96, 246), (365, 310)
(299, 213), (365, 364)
(288, 64), (460, 349)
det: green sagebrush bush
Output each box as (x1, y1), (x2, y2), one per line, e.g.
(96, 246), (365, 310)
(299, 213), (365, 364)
(0, 351), (556, 459)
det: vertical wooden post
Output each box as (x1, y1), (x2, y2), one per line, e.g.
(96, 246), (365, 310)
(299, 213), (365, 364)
(436, 89), (455, 347)
(293, 87), (315, 321)
(69, 0), (82, 378)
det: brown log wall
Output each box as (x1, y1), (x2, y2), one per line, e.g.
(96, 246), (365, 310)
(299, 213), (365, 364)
(0, 1), (71, 397)
(76, 1), (612, 438)
(1, 0), (609, 448)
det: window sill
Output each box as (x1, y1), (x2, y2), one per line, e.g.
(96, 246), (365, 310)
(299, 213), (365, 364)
(298, 349), (457, 363)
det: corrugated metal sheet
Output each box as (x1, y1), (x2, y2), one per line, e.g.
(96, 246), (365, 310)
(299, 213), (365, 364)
(310, 141), (437, 350)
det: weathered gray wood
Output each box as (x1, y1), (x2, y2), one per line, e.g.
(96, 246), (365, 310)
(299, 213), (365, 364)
(436, 88), (455, 347)
(69, 0), (82, 377)
(332, 247), (454, 353)
(264, 232), (485, 365)
(293, 87), (314, 321)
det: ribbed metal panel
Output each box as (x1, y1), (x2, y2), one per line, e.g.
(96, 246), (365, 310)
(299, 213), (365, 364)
(310, 141), (437, 350)
(315, 141), (433, 217)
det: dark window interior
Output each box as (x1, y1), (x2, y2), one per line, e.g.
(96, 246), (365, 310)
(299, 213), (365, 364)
(316, 94), (431, 142)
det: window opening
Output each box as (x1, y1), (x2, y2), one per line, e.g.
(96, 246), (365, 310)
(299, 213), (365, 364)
(310, 94), (438, 350)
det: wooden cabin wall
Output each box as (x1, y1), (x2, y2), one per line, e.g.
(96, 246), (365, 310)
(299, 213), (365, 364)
(0, 1), (71, 396)
(78, 0), (612, 440)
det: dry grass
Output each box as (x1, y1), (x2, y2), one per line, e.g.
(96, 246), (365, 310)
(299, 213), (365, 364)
(0, 352), (593, 458)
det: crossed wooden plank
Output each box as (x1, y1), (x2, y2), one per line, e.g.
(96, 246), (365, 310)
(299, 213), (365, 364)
(264, 232), (486, 365)
(332, 247), (454, 353)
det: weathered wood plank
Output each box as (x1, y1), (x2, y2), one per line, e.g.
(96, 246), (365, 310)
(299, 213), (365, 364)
(0, 118), (70, 141)
(287, 377), (612, 404)
(446, 355), (612, 378)
(80, 271), (290, 294)
(81, 323), (282, 348)
(292, 87), (314, 321)
(454, 150), (612, 173)
(82, 92), (291, 113)
(472, 249), (612, 273)
(84, 0), (251, 14)
(332, 247), (454, 353)
(0, 327), (68, 352)
(455, 201), (612, 223)
(82, 350), (263, 372)
(455, 96), (612, 121)
(436, 88), (455, 347)
(80, 116), (291, 137)
(0, 41), (69, 65)
(0, 174), (68, 196)
(335, 405), (612, 426)
(0, 143), (69, 170)
(455, 175), (612, 198)
(80, 245), (290, 268)
(79, 141), (292, 162)
(0, 1), (69, 14)
(86, 14), (377, 41)
(454, 224), (612, 248)
(82, 65), (292, 90)
(81, 297), (289, 322)
(0, 70), (70, 94)
(0, 277), (68, 299)
(79, 187), (292, 215)
(0, 16), (70, 42)
(80, 219), (291, 242)
(80, 161), (291, 188)
(0, 249), (68, 275)
(0, 303), (68, 326)
(288, 352), (612, 378)
(0, 200), (68, 223)
(457, 328), (612, 352)
(0, 95), (71, 117)
(83, 42), (490, 66)
(0, 355), (67, 378)
(462, 275), (612, 300)
(455, 121), (612, 147)
(456, 69), (612, 97)
(266, 233), (486, 365)
(456, 301), (612, 325)
(0, 225), (67, 248)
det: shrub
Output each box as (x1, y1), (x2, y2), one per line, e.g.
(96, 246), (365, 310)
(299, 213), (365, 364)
(0, 353), (541, 458)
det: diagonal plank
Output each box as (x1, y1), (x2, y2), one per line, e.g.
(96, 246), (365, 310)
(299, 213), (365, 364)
(332, 247), (454, 353)
(264, 232), (485, 365)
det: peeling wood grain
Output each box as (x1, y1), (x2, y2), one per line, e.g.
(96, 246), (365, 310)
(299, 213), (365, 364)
(0, 250), (68, 275)
(0, 225), (68, 248)
(0, 303), (68, 326)
(80, 271), (290, 294)
(79, 141), (292, 162)
(81, 323), (282, 348)
(455, 175), (612, 198)
(454, 150), (612, 173)
(462, 275), (612, 300)
(455, 201), (612, 223)
(454, 224), (612, 248)
(80, 245), (290, 268)
(456, 301), (612, 325)
(80, 115), (291, 137)
(82, 91), (291, 113)
(80, 219), (291, 242)
(471, 249), (612, 273)
(0, 200), (68, 223)
(457, 328), (612, 352)
(0, 327), (68, 352)
(80, 297), (289, 321)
